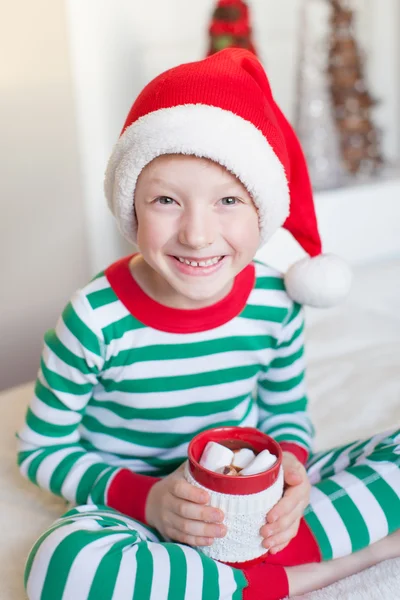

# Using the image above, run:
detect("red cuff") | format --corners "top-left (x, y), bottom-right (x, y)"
top-left (242, 562), bottom-right (289, 600)
top-left (279, 442), bottom-right (309, 465)
top-left (107, 469), bottom-right (160, 524)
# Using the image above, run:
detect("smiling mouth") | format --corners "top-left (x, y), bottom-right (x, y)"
top-left (174, 256), bottom-right (224, 267)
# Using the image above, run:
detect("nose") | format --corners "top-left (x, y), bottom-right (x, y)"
top-left (178, 208), bottom-right (215, 249)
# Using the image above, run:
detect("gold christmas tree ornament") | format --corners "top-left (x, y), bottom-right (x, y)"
top-left (328, 0), bottom-right (383, 175)
top-left (295, 0), bottom-right (384, 190)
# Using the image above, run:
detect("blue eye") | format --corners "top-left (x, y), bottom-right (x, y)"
top-left (221, 197), bottom-right (239, 205)
top-left (156, 196), bottom-right (175, 205)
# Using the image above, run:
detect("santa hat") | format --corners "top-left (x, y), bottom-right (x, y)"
top-left (105, 48), bottom-right (352, 308)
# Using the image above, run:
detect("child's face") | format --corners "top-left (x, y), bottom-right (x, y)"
top-left (134, 154), bottom-right (260, 308)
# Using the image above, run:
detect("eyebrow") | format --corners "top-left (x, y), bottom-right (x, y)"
top-left (147, 177), bottom-right (182, 195)
top-left (148, 177), bottom-right (242, 193)
top-left (213, 181), bottom-right (243, 192)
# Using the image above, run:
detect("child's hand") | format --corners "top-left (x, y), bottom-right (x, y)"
top-left (145, 463), bottom-right (226, 546)
top-left (260, 451), bottom-right (311, 554)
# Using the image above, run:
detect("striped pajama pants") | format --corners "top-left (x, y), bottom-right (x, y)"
top-left (25, 428), bottom-right (400, 600)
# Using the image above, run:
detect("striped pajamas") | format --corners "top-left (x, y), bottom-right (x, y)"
top-left (24, 428), bottom-right (400, 600)
top-left (304, 428), bottom-right (400, 559)
top-left (17, 256), bottom-right (400, 599)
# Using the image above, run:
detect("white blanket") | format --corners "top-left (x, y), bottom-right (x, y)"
top-left (1, 259), bottom-right (399, 600)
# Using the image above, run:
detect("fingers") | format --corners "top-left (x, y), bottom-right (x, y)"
top-left (261, 504), bottom-right (302, 545)
top-left (169, 495), bottom-right (224, 523)
top-left (164, 526), bottom-right (215, 547)
top-left (264, 519), bottom-right (300, 554)
top-left (284, 468), bottom-right (304, 485)
top-left (166, 512), bottom-right (226, 543)
top-left (260, 457), bottom-right (310, 554)
top-left (284, 465), bottom-right (307, 488)
top-left (166, 477), bottom-right (226, 547)
top-left (282, 452), bottom-right (307, 485)
top-left (266, 489), bottom-right (302, 524)
top-left (267, 470), bottom-right (310, 524)
top-left (170, 479), bottom-right (224, 521)
top-left (172, 478), bottom-right (210, 505)
top-left (268, 542), bottom-right (289, 554)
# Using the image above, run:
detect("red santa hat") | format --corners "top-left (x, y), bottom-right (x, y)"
top-left (105, 48), bottom-right (352, 307)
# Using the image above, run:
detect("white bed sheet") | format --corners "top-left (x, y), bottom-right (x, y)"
top-left (0, 259), bottom-right (399, 599)
top-left (305, 258), bottom-right (400, 451)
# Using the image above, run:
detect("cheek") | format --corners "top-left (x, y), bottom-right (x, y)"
top-left (228, 211), bottom-right (260, 251)
top-left (136, 210), bottom-right (172, 249)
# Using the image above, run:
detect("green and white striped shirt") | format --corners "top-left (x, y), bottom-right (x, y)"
top-left (17, 256), bottom-right (313, 508)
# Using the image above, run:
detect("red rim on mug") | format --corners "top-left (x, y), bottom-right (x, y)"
top-left (187, 426), bottom-right (282, 495)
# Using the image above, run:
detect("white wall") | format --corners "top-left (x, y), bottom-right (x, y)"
top-left (66, 0), bottom-right (400, 274)
top-left (0, 0), bottom-right (89, 391)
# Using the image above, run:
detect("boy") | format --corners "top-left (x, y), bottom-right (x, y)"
top-left (18, 49), bottom-right (399, 600)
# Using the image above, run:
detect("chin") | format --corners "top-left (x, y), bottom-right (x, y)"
top-left (177, 284), bottom-right (228, 304)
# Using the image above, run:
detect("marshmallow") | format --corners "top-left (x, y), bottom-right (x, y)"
top-left (239, 449), bottom-right (277, 476)
top-left (231, 448), bottom-right (256, 470)
top-left (199, 441), bottom-right (234, 473)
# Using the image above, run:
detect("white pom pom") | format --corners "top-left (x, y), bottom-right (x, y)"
top-left (284, 254), bottom-right (352, 308)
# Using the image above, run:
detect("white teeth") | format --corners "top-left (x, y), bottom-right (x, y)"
top-left (177, 256), bottom-right (222, 267)
top-left (208, 257), bottom-right (220, 265)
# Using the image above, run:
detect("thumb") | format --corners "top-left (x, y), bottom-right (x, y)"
top-left (284, 465), bottom-right (303, 485)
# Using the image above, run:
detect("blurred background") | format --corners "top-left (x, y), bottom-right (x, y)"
top-left (1, 0), bottom-right (400, 391)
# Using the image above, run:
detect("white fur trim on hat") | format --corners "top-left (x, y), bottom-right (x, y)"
top-left (284, 254), bottom-right (353, 308)
top-left (104, 104), bottom-right (290, 246)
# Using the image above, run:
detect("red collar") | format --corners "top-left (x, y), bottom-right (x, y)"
top-left (105, 255), bottom-right (255, 333)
